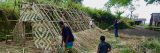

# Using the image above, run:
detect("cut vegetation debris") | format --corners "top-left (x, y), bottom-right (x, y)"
top-left (1, 27), bottom-right (159, 53)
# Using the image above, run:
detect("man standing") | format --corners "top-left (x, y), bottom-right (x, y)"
top-left (114, 19), bottom-right (121, 43)
top-left (59, 21), bottom-right (74, 53)
top-left (97, 36), bottom-right (111, 53)
top-left (114, 20), bottom-right (119, 37)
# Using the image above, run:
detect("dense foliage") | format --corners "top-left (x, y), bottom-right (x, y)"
top-left (0, 8), bottom-right (18, 41)
top-left (106, 0), bottom-right (133, 7)
top-left (106, 0), bottom-right (160, 7)
top-left (81, 7), bottom-right (133, 29)
top-left (0, 0), bottom-right (19, 41)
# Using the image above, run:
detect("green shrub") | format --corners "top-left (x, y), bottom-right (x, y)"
top-left (0, 8), bottom-right (19, 41)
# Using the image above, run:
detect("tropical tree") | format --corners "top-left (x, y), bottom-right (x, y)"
top-left (145, 0), bottom-right (160, 4)
top-left (106, 0), bottom-right (160, 7)
top-left (106, 0), bottom-right (132, 7)
top-left (115, 11), bottom-right (124, 19)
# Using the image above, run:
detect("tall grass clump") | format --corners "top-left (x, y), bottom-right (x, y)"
top-left (141, 38), bottom-right (160, 53)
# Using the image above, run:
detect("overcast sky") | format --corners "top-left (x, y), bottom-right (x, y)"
top-left (82, 0), bottom-right (160, 23)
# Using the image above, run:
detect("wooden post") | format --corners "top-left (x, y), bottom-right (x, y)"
top-left (22, 21), bottom-right (26, 46)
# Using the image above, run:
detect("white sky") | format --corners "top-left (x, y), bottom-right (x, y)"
top-left (82, 0), bottom-right (160, 23)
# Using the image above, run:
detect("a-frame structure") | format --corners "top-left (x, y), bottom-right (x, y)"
top-left (12, 0), bottom-right (92, 52)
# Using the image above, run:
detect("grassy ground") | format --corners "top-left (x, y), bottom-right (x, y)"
top-left (0, 27), bottom-right (160, 53)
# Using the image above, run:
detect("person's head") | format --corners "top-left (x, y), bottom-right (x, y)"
top-left (59, 21), bottom-right (64, 27)
top-left (100, 36), bottom-right (105, 41)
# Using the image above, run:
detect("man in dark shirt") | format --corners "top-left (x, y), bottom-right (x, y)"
top-left (59, 21), bottom-right (74, 53)
top-left (114, 20), bottom-right (119, 37)
top-left (97, 36), bottom-right (111, 53)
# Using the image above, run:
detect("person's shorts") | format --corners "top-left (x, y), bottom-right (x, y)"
top-left (66, 42), bottom-right (73, 49)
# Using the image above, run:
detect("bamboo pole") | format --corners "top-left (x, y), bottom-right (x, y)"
top-left (47, 4), bottom-right (62, 36)
top-left (64, 9), bottom-right (80, 32)
top-left (37, 4), bottom-right (60, 36)
top-left (72, 9), bottom-right (88, 31)
top-left (56, 7), bottom-right (74, 32)
top-left (67, 9), bottom-right (82, 32)
top-left (79, 11), bottom-right (90, 29)
top-left (40, 4), bottom-right (61, 36)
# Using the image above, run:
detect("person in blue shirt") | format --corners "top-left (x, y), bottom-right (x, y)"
top-left (59, 21), bottom-right (74, 53)
top-left (97, 36), bottom-right (111, 53)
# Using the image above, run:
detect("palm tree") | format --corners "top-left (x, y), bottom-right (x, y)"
top-left (115, 11), bottom-right (124, 19)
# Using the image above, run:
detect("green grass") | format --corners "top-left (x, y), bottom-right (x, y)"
top-left (141, 38), bottom-right (160, 53)
top-left (120, 48), bottom-right (136, 53)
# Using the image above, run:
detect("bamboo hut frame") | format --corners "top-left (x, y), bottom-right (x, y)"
top-left (11, 0), bottom-right (92, 52)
